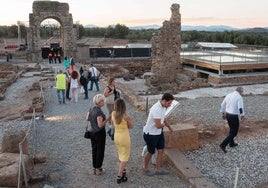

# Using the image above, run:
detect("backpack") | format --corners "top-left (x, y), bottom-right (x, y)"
top-left (80, 76), bottom-right (86, 86)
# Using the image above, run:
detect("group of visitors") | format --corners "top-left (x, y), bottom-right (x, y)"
top-left (57, 61), bottom-right (247, 184)
top-left (48, 52), bottom-right (62, 64)
top-left (55, 60), bottom-right (101, 104)
top-left (85, 89), bottom-right (176, 185)
top-left (84, 86), bottom-right (246, 184)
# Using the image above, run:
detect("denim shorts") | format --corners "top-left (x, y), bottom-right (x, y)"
top-left (143, 132), bottom-right (165, 154)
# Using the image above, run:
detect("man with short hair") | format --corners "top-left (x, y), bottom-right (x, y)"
top-left (219, 87), bottom-right (246, 153)
top-left (143, 93), bottom-right (174, 176)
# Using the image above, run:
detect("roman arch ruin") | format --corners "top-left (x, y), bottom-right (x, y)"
top-left (28, 1), bottom-right (77, 63)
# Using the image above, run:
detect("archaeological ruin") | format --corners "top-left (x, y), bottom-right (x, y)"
top-left (146, 4), bottom-right (182, 92)
top-left (28, 1), bottom-right (77, 63)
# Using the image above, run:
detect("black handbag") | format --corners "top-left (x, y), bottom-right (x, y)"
top-left (114, 90), bottom-right (120, 101)
top-left (107, 125), bottom-right (115, 141)
top-left (84, 122), bottom-right (93, 139)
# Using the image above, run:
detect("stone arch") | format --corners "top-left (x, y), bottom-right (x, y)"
top-left (28, 1), bottom-right (77, 62)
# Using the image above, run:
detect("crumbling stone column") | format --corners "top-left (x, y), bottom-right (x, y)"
top-left (146, 4), bottom-right (182, 92)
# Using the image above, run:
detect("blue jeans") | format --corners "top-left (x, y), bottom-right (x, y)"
top-left (90, 76), bottom-right (99, 91)
top-left (57, 89), bottom-right (66, 104)
top-left (83, 80), bottom-right (89, 99)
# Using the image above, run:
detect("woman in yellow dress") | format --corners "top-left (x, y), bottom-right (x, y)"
top-left (111, 99), bottom-right (133, 184)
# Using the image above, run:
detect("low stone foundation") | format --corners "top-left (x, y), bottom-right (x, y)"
top-left (164, 123), bottom-right (199, 152)
top-left (0, 153), bottom-right (31, 187)
top-left (209, 74), bottom-right (268, 86)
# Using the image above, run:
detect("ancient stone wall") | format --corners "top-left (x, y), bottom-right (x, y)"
top-left (208, 74), bottom-right (268, 86)
top-left (147, 4), bottom-right (182, 91)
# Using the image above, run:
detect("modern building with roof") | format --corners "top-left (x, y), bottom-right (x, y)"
top-left (195, 42), bottom-right (237, 50)
top-left (181, 46), bottom-right (268, 86)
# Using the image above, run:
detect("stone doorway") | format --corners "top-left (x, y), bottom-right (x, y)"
top-left (28, 1), bottom-right (77, 63)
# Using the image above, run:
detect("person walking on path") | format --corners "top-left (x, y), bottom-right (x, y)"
top-left (143, 93), bottom-right (174, 176)
top-left (5, 51), bottom-right (9, 62)
top-left (80, 65), bottom-right (90, 99)
top-left (87, 94), bottom-right (111, 176)
top-left (111, 99), bottom-right (133, 184)
top-left (48, 51), bottom-right (53, 64)
top-left (219, 86), bottom-right (246, 153)
top-left (64, 68), bottom-right (71, 100)
top-left (70, 56), bottom-right (75, 71)
top-left (88, 64), bottom-right (100, 91)
top-left (69, 70), bottom-right (80, 103)
top-left (63, 57), bottom-right (69, 70)
top-left (55, 70), bottom-right (67, 104)
top-left (57, 52), bottom-right (62, 63)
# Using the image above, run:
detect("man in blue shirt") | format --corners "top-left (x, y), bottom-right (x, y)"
top-left (219, 87), bottom-right (246, 153)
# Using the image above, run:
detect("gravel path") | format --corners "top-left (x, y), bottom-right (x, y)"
top-left (29, 84), bottom-right (189, 188)
top-left (1, 63), bottom-right (268, 187)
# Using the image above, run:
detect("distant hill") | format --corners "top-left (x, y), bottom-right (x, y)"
top-left (84, 24), bottom-right (268, 32)
top-left (181, 25), bottom-right (239, 31)
top-left (129, 24), bottom-right (161, 30)
top-left (239, 27), bottom-right (268, 33)
top-left (84, 24), bottom-right (100, 28)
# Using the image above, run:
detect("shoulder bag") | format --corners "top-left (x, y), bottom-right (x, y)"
top-left (84, 122), bottom-right (93, 139)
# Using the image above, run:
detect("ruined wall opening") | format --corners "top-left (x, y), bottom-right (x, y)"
top-left (28, 1), bottom-right (77, 63)
top-left (40, 19), bottom-right (63, 60)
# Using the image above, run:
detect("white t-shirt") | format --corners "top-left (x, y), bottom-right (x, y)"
top-left (143, 101), bottom-right (166, 135)
top-left (70, 78), bottom-right (79, 89)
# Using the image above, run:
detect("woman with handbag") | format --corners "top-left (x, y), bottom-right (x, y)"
top-left (111, 99), bottom-right (133, 184)
top-left (87, 94), bottom-right (111, 175)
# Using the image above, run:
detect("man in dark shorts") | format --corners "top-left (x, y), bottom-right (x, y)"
top-left (143, 93), bottom-right (174, 176)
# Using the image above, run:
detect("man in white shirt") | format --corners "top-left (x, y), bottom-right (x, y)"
top-left (88, 64), bottom-right (100, 91)
top-left (143, 93), bottom-right (174, 176)
top-left (219, 87), bottom-right (246, 153)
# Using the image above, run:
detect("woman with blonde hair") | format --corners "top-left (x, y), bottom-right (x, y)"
top-left (111, 99), bottom-right (133, 184)
top-left (87, 94), bottom-right (111, 175)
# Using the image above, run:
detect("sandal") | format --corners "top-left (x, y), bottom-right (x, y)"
top-left (95, 168), bottom-right (105, 176)
top-left (117, 175), bottom-right (128, 184)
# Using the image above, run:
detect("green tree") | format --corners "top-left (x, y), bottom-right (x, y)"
top-left (114, 24), bottom-right (129, 38)
top-left (8, 25), bottom-right (18, 38)
top-left (77, 24), bottom-right (85, 39)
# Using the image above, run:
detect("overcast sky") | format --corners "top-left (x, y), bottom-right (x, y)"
top-left (1, 0), bottom-right (268, 28)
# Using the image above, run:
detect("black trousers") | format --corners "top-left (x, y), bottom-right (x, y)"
top-left (91, 128), bottom-right (106, 169)
top-left (66, 83), bottom-right (70, 99)
top-left (221, 113), bottom-right (239, 147)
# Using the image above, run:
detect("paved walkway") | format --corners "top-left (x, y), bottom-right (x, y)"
top-left (30, 63), bottom-right (189, 187)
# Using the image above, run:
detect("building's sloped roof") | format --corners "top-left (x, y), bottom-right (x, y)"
top-left (196, 42), bottom-right (237, 49)
top-left (77, 38), bottom-right (104, 46)
top-left (126, 43), bottom-right (152, 48)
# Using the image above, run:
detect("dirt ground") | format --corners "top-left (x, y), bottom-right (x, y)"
top-left (0, 63), bottom-right (44, 121)
top-left (197, 120), bottom-right (268, 146)
top-left (1, 63), bottom-right (268, 145)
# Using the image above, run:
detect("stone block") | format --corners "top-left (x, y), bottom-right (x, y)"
top-left (164, 123), bottom-right (199, 152)
top-left (1, 130), bottom-right (28, 154)
top-left (165, 149), bottom-right (216, 188)
top-left (0, 153), bottom-right (31, 187)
